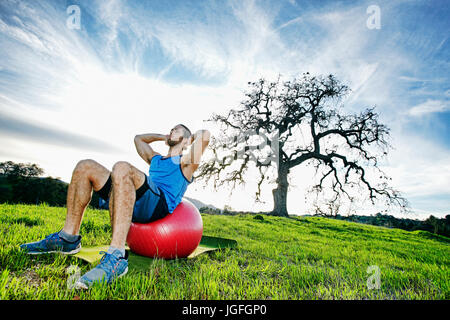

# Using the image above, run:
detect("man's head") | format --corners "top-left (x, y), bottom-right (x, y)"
top-left (166, 124), bottom-right (192, 149)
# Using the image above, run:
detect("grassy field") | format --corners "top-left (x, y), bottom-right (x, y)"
top-left (0, 203), bottom-right (448, 300)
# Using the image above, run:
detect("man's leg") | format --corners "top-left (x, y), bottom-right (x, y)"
top-left (20, 159), bottom-right (111, 254)
top-left (76, 161), bottom-right (146, 289)
top-left (108, 161), bottom-right (146, 249)
top-left (62, 159), bottom-right (111, 235)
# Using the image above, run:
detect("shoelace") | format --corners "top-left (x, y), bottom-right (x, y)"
top-left (98, 251), bottom-right (119, 270)
top-left (45, 232), bottom-right (60, 241)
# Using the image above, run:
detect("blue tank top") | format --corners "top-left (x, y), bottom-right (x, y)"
top-left (149, 154), bottom-right (193, 213)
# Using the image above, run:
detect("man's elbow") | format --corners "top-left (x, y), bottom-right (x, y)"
top-left (200, 129), bottom-right (211, 141)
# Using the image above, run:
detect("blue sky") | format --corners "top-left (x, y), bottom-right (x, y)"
top-left (0, 0), bottom-right (448, 219)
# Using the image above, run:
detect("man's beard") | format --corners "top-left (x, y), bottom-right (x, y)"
top-left (167, 137), bottom-right (182, 147)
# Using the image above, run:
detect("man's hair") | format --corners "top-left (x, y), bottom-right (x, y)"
top-left (177, 123), bottom-right (192, 138)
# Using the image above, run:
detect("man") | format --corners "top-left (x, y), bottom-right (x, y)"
top-left (20, 124), bottom-right (211, 289)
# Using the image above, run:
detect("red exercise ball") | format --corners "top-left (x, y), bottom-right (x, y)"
top-left (126, 199), bottom-right (203, 259)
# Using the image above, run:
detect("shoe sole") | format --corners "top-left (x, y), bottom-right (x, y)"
top-left (74, 267), bottom-right (129, 290)
top-left (25, 246), bottom-right (81, 255)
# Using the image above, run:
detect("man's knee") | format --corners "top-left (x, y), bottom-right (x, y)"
top-left (111, 161), bottom-right (132, 181)
top-left (73, 159), bottom-right (97, 176)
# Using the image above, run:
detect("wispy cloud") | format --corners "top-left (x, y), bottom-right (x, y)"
top-left (408, 99), bottom-right (450, 117)
top-left (0, 110), bottom-right (122, 153)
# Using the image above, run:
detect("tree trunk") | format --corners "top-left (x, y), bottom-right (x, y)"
top-left (270, 165), bottom-right (289, 217)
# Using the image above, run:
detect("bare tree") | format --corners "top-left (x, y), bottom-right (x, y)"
top-left (312, 197), bottom-right (343, 218)
top-left (195, 73), bottom-right (408, 217)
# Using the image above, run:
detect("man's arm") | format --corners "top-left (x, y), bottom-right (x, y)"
top-left (134, 133), bottom-right (166, 165)
top-left (181, 129), bottom-right (211, 172)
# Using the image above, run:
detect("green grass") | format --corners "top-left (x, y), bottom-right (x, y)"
top-left (0, 203), bottom-right (449, 300)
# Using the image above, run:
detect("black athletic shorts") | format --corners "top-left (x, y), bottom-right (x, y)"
top-left (96, 174), bottom-right (170, 223)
